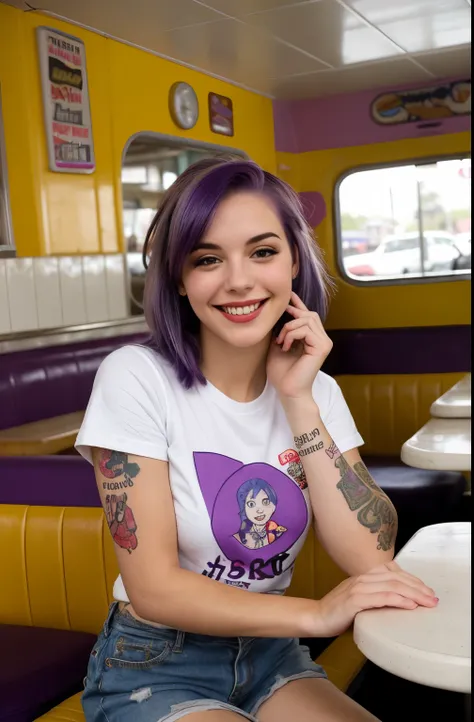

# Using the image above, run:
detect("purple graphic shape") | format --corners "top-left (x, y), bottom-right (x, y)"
top-left (299, 191), bottom-right (326, 228)
top-left (194, 453), bottom-right (308, 566)
top-left (194, 452), bottom-right (243, 518)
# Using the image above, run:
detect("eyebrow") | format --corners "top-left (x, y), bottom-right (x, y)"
top-left (194, 232), bottom-right (281, 252)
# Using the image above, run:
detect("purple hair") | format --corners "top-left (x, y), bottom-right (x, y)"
top-left (143, 156), bottom-right (333, 388)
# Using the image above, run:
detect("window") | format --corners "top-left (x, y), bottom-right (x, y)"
top-left (337, 157), bottom-right (471, 283)
top-left (0, 90), bottom-right (14, 255)
top-left (122, 135), bottom-right (245, 316)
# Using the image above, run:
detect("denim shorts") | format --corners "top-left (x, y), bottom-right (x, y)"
top-left (82, 601), bottom-right (327, 721)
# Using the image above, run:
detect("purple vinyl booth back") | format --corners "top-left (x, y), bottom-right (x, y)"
top-left (0, 332), bottom-right (147, 431)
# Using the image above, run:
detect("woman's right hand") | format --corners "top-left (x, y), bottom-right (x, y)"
top-left (314, 560), bottom-right (438, 637)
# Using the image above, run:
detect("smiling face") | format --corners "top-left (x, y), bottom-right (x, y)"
top-left (181, 192), bottom-right (297, 350)
top-left (245, 488), bottom-right (276, 525)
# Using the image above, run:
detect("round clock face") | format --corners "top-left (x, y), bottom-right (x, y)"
top-left (169, 82), bottom-right (199, 130)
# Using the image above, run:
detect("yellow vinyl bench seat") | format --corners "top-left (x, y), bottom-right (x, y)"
top-left (2, 371), bottom-right (466, 720)
top-left (1, 504), bottom-right (364, 721)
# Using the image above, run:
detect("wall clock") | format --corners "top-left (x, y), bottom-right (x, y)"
top-left (169, 82), bottom-right (199, 130)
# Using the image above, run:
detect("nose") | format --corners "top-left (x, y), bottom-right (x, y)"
top-left (223, 258), bottom-right (255, 294)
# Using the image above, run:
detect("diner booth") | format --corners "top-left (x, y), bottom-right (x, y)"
top-left (0, 1), bottom-right (471, 720)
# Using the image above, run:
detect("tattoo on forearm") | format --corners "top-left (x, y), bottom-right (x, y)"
top-left (100, 450), bottom-right (140, 553)
top-left (292, 430), bottom-right (397, 551)
top-left (336, 458), bottom-right (397, 551)
top-left (294, 427), bottom-right (320, 450)
top-left (325, 441), bottom-right (340, 460)
top-left (335, 456), bottom-right (372, 510)
top-left (294, 428), bottom-right (324, 455)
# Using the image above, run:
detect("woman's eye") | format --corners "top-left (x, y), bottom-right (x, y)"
top-left (194, 256), bottom-right (219, 267)
top-left (247, 501), bottom-right (256, 508)
top-left (253, 248), bottom-right (277, 259)
top-left (262, 498), bottom-right (270, 505)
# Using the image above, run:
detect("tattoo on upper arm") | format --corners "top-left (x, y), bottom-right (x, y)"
top-left (99, 450), bottom-right (140, 553)
top-left (99, 450), bottom-right (140, 489)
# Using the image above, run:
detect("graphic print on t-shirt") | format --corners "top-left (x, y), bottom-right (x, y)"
top-left (277, 448), bottom-right (308, 490)
top-left (194, 452), bottom-right (308, 583)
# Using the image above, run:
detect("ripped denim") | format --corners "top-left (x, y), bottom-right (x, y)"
top-left (82, 602), bottom-right (327, 721)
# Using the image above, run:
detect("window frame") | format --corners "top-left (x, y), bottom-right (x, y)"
top-left (334, 153), bottom-right (471, 288)
top-left (120, 131), bottom-right (248, 316)
top-left (0, 89), bottom-right (15, 257)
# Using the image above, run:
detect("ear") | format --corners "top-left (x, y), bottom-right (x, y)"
top-left (178, 284), bottom-right (187, 297)
top-left (292, 245), bottom-right (300, 280)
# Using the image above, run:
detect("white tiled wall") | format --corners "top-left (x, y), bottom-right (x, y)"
top-left (0, 260), bottom-right (10, 334)
top-left (58, 256), bottom-right (87, 326)
top-left (83, 255), bottom-right (109, 323)
top-left (0, 254), bottom-right (129, 334)
top-left (6, 257), bottom-right (38, 332)
top-left (35, 257), bottom-right (62, 329)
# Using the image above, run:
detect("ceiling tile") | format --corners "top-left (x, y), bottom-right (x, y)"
top-left (247, 0), bottom-right (403, 67)
top-left (11, 0), bottom-right (470, 100)
top-left (161, 19), bottom-right (328, 90)
top-left (343, 0), bottom-right (471, 53)
top-left (0, 1), bottom-right (30, 7)
top-left (199, 0), bottom-right (316, 19)
top-left (414, 44), bottom-right (472, 77)
top-left (160, 19), bottom-right (241, 82)
top-left (37, 0), bottom-right (223, 37)
top-left (271, 57), bottom-right (432, 99)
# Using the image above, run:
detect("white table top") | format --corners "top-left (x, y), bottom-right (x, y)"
top-left (401, 417), bottom-right (471, 471)
top-left (354, 522), bottom-right (471, 694)
top-left (431, 374), bottom-right (471, 419)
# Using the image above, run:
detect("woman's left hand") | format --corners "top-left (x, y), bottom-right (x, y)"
top-left (266, 292), bottom-right (333, 402)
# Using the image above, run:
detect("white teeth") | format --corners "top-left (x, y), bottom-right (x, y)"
top-left (222, 302), bottom-right (261, 316)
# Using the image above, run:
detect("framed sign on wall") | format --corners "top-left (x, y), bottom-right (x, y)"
top-left (371, 79), bottom-right (471, 125)
top-left (37, 27), bottom-right (95, 173)
top-left (209, 92), bottom-right (234, 136)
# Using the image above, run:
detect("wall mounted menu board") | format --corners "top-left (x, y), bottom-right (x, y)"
top-left (37, 27), bottom-right (95, 173)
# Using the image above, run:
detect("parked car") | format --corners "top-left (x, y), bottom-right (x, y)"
top-left (345, 231), bottom-right (467, 277)
top-left (453, 234), bottom-right (471, 271)
top-left (341, 230), bottom-right (369, 256)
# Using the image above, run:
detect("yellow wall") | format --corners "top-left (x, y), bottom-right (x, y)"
top-left (0, 4), bottom-right (276, 257)
top-left (277, 132), bottom-right (471, 329)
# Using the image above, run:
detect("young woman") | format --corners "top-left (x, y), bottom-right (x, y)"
top-left (76, 157), bottom-right (438, 722)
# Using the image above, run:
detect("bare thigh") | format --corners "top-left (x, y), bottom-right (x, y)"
top-left (256, 678), bottom-right (381, 722)
top-left (184, 713), bottom-right (245, 721)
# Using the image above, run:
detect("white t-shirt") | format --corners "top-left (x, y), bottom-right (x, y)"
top-left (76, 345), bottom-right (363, 601)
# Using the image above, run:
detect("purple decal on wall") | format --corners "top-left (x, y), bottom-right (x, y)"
top-left (273, 76), bottom-right (470, 153)
top-left (193, 452), bottom-right (308, 567)
top-left (299, 191), bottom-right (327, 228)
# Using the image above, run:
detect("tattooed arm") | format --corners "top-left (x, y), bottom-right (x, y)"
top-left (91, 447), bottom-right (328, 637)
top-left (285, 401), bottom-right (398, 575)
top-left (90, 447), bottom-right (436, 638)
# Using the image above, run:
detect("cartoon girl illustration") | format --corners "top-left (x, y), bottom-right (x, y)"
top-left (233, 478), bottom-right (287, 550)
